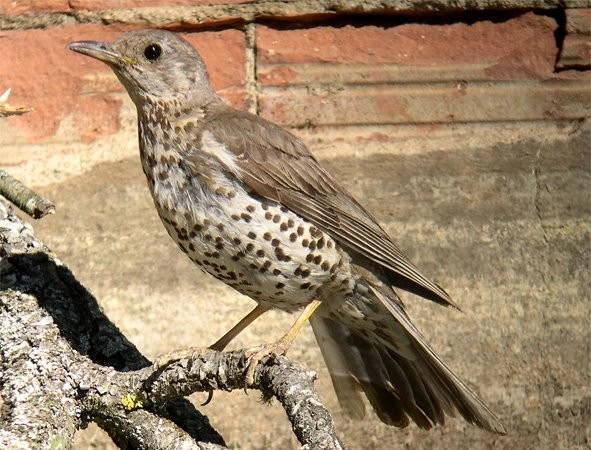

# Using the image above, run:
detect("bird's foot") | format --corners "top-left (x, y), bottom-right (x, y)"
top-left (153, 346), bottom-right (212, 369)
top-left (242, 337), bottom-right (292, 388)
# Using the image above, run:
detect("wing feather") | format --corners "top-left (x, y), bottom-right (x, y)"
top-left (201, 106), bottom-right (454, 307)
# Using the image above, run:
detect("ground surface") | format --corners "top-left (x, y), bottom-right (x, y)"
top-left (25, 118), bottom-right (590, 450)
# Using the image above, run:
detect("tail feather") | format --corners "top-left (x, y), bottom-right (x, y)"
top-left (309, 282), bottom-right (507, 434)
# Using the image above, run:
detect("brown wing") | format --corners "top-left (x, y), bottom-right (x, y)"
top-left (202, 106), bottom-right (454, 307)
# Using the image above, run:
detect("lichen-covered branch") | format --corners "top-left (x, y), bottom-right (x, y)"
top-left (0, 200), bottom-right (345, 449)
top-left (0, 170), bottom-right (55, 219)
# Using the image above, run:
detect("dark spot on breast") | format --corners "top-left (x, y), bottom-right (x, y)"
top-left (233, 237), bottom-right (242, 245)
top-left (246, 205), bottom-right (256, 213)
top-left (306, 254), bottom-right (314, 263)
top-left (227, 191), bottom-right (236, 199)
top-left (271, 238), bottom-right (280, 247)
top-left (287, 219), bottom-right (294, 228)
top-left (241, 213), bottom-right (252, 223)
top-left (231, 214), bottom-right (240, 221)
top-left (263, 232), bottom-right (272, 241)
top-left (217, 223), bottom-right (224, 231)
top-left (308, 240), bottom-right (317, 251)
top-left (302, 239), bottom-right (309, 247)
top-left (246, 243), bottom-right (255, 252)
top-left (194, 223), bottom-right (203, 232)
top-left (273, 269), bottom-right (282, 276)
top-left (289, 233), bottom-right (297, 242)
top-left (330, 263), bottom-right (338, 273)
top-left (231, 251), bottom-right (245, 261)
top-left (261, 202), bottom-right (270, 210)
top-left (212, 252), bottom-right (220, 258)
top-left (265, 212), bottom-right (273, 220)
top-left (313, 255), bottom-right (322, 265)
top-left (215, 242), bottom-right (224, 250)
top-left (249, 263), bottom-right (258, 270)
top-left (189, 231), bottom-right (197, 239)
top-left (228, 271), bottom-right (237, 280)
top-left (275, 282), bottom-right (285, 289)
top-left (301, 268), bottom-right (311, 278)
top-left (248, 231), bottom-right (257, 239)
top-left (280, 223), bottom-right (288, 232)
top-left (300, 282), bottom-right (311, 290)
top-left (272, 214), bottom-right (281, 223)
top-left (310, 226), bottom-right (322, 238)
top-left (321, 261), bottom-right (330, 271)
top-left (280, 206), bottom-right (289, 213)
top-left (256, 250), bottom-right (265, 258)
top-left (189, 243), bottom-right (195, 251)
top-left (317, 237), bottom-right (325, 249)
top-left (297, 226), bottom-right (304, 236)
top-left (294, 267), bottom-right (302, 276)
top-left (214, 187), bottom-right (226, 196)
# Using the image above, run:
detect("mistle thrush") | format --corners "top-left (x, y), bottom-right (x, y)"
top-left (69, 29), bottom-right (506, 433)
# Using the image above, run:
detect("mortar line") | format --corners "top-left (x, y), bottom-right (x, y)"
top-left (244, 22), bottom-right (258, 115)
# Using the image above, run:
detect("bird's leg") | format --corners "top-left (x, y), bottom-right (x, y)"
top-left (243, 299), bottom-right (322, 387)
top-left (210, 303), bottom-right (270, 351)
top-left (153, 304), bottom-right (270, 368)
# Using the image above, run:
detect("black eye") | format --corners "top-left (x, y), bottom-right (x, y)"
top-left (144, 43), bottom-right (161, 60)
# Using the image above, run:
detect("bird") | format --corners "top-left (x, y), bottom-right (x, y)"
top-left (68, 29), bottom-right (506, 433)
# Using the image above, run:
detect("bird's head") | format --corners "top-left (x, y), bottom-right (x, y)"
top-left (68, 29), bottom-right (217, 109)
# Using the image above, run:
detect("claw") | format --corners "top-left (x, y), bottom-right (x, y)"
top-left (201, 389), bottom-right (214, 406)
top-left (242, 338), bottom-right (292, 389)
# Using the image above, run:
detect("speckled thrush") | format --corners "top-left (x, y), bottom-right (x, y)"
top-left (68, 29), bottom-right (506, 433)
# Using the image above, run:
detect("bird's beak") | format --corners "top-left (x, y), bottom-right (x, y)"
top-left (68, 41), bottom-right (129, 66)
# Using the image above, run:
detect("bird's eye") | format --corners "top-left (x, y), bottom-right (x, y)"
top-left (144, 43), bottom-right (162, 61)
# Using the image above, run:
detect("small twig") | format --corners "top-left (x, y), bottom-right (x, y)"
top-left (0, 88), bottom-right (32, 117)
top-left (0, 170), bottom-right (55, 219)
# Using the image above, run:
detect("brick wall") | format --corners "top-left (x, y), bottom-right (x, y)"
top-left (0, 1), bottom-right (589, 172)
top-left (0, 2), bottom-right (589, 450)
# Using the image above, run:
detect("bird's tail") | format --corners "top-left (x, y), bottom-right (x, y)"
top-left (309, 276), bottom-right (507, 434)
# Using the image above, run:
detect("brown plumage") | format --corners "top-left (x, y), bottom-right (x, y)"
top-left (68, 29), bottom-right (506, 434)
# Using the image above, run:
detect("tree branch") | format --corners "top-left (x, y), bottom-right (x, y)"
top-left (0, 170), bottom-right (55, 219)
top-left (0, 198), bottom-right (345, 449)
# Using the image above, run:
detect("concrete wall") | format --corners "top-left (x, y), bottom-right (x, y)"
top-left (1, 1), bottom-right (589, 449)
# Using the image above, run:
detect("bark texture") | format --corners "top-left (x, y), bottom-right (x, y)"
top-left (0, 199), bottom-right (344, 450)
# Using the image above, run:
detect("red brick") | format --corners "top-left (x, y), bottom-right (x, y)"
top-left (0, 0), bottom-right (250, 14)
top-left (256, 13), bottom-right (590, 128)
top-left (556, 8), bottom-right (591, 69)
top-left (0, 0), bottom-right (70, 15)
top-left (68, 0), bottom-right (249, 8)
top-left (0, 25), bottom-right (245, 143)
top-left (257, 13), bottom-right (558, 80)
top-left (258, 81), bottom-right (591, 127)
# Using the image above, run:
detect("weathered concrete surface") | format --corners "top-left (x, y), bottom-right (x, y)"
top-left (27, 119), bottom-right (590, 450)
